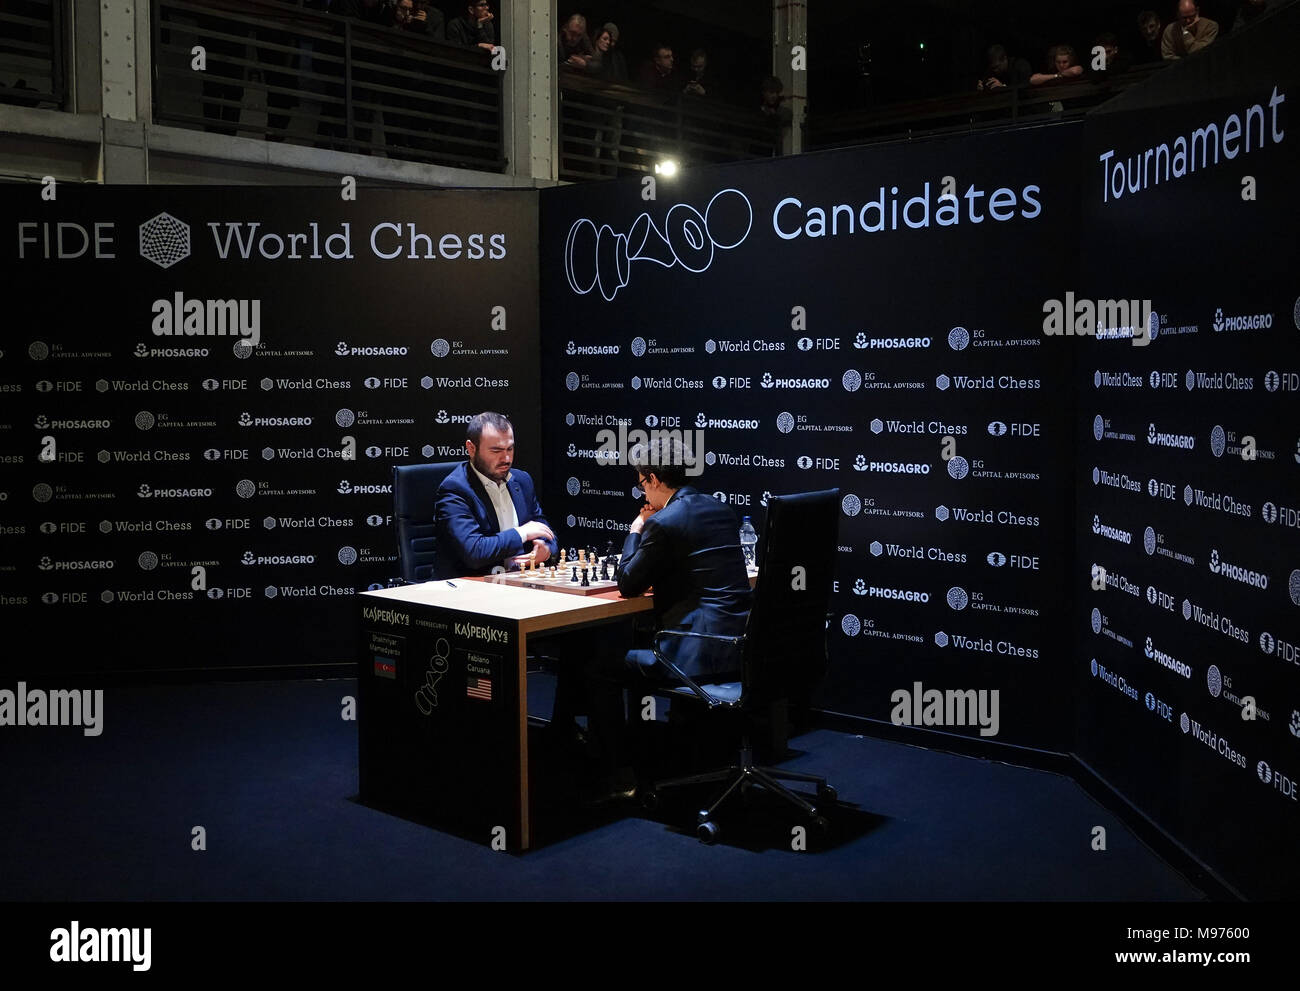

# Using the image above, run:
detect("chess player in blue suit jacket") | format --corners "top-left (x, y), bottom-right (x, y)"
top-left (432, 412), bottom-right (558, 579)
top-left (615, 444), bottom-right (752, 679)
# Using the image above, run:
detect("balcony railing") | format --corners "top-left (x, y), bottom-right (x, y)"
top-left (810, 64), bottom-right (1168, 149)
top-left (559, 73), bottom-right (781, 182)
top-left (153, 0), bottom-right (505, 171)
top-left (0, 0), bottom-right (64, 110)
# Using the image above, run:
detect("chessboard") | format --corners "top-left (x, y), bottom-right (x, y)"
top-left (490, 570), bottom-right (621, 596)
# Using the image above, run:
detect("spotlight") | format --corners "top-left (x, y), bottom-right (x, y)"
top-left (654, 159), bottom-right (679, 177)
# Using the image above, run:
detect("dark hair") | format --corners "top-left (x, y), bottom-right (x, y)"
top-left (653, 42), bottom-right (672, 56)
top-left (467, 411), bottom-right (512, 444)
top-left (630, 435), bottom-right (690, 489)
top-left (1137, 9), bottom-right (1160, 27)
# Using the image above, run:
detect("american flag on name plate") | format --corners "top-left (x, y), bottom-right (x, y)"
top-left (466, 676), bottom-right (493, 701)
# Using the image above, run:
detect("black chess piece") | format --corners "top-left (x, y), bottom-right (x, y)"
top-left (600, 561), bottom-right (609, 581)
top-left (581, 567), bottom-right (590, 587)
top-left (571, 566), bottom-right (578, 583)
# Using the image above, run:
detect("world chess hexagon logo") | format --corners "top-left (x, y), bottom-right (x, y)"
top-left (840, 614), bottom-right (860, 637)
top-left (946, 586), bottom-right (969, 610)
top-left (1185, 370), bottom-right (1195, 391)
top-left (841, 369), bottom-right (862, 392)
top-left (1182, 598), bottom-right (1192, 620)
top-left (565, 477), bottom-right (581, 496)
top-left (264, 586), bottom-right (279, 599)
top-left (1091, 467), bottom-right (1100, 485)
top-left (1178, 712), bottom-right (1189, 733)
top-left (139, 212), bottom-right (191, 269)
top-left (97, 520), bottom-right (112, 535)
top-left (630, 376), bottom-right (642, 390)
top-left (421, 445), bottom-right (435, 458)
top-left (870, 418), bottom-right (884, 434)
top-left (264, 447), bottom-right (278, 461)
top-left (1093, 370), bottom-right (1101, 388)
top-left (1256, 761), bottom-right (1271, 784)
top-left (1090, 608), bottom-right (1102, 634)
top-left (935, 374), bottom-right (950, 391)
top-left (420, 376), bottom-right (434, 390)
top-left (630, 337), bottom-right (647, 357)
top-left (704, 339), bottom-right (716, 354)
top-left (948, 326), bottom-right (970, 351)
top-left (566, 514), bottom-right (576, 528)
top-left (138, 551), bottom-right (159, 571)
top-left (336, 409), bottom-right (356, 428)
top-left (100, 379), bottom-right (115, 393)
top-left (869, 541), bottom-right (883, 557)
top-left (1090, 659), bottom-right (1098, 677)
top-left (947, 456), bottom-right (969, 480)
top-left (1209, 424), bottom-right (1226, 458)
top-left (777, 412), bottom-right (795, 434)
top-left (1289, 568), bottom-right (1300, 606)
top-left (705, 451), bottom-right (717, 466)
top-left (934, 632), bottom-right (949, 648)
top-left (100, 591), bottom-right (115, 604)
top-left (338, 546), bottom-right (358, 566)
top-left (263, 516), bottom-right (277, 529)
top-left (934, 505), bottom-right (949, 522)
top-left (1183, 484), bottom-right (1193, 506)
top-left (1093, 415), bottom-right (1104, 442)
top-left (565, 413), bottom-right (575, 426)
top-left (260, 377), bottom-right (275, 392)
top-left (841, 494), bottom-right (861, 517)
top-left (1206, 664), bottom-right (1222, 698)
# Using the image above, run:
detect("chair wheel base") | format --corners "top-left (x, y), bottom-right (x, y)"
top-left (697, 820), bottom-right (721, 844)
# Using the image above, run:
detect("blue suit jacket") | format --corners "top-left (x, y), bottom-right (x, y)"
top-left (615, 486), bottom-right (752, 678)
top-left (432, 463), bottom-right (558, 579)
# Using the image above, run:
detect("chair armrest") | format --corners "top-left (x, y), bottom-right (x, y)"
top-left (649, 629), bottom-right (746, 709)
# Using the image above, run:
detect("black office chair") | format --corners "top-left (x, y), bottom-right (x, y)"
top-left (393, 462), bottom-right (461, 582)
top-left (643, 488), bottom-right (840, 844)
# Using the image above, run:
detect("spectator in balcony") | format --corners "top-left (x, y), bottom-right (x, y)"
top-left (1029, 44), bottom-right (1084, 85)
top-left (1162, 0), bottom-right (1219, 58)
top-left (1087, 32), bottom-right (1131, 77)
top-left (590, 23), bottom-right (628, 83)
top-left (682, 49), bottom-right (712, 98)
top-left (976, 44), bottom-right (1031, 90)
top-left (758, 75), bottom-right (790, 125)
top-left (448, 0), bottom-right (496, 51)
top-left (559, 14), bottom-right (595, 71)
top-left (638, 43), bottom-right (678, 93)
top-left (1134, 10), bottom-right (1165, 64)
top-left (402, 0), bottom-right (445, 39)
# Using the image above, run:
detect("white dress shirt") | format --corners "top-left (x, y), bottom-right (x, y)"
top-left (469, 462), bottom-right (526, 543)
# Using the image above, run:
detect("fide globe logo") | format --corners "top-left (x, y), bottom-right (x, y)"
top-left (1259, 631), bottom-right (1274, 654)
top-left (1262, 502), bottom-right (1277, 524)
top-left (798, 337), bottom-right (813, 351)
top-left (1257, 761), bottom-right (1272, 784)
top-left (948, 326), bottom-right (970, 351)
top-left (1265, 370), bottom-right (1281, 392)
top-left (988, 421), bottom-right (1007, 436)
top-left (1092, 415), bottom-right (1104, 441)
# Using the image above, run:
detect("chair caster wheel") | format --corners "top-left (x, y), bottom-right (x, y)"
top-left (696, 809), bottom-right (711, 824)
top-left (817, 785), bottom-right (837, 804)
top-left (641, 788), bottom-right (660, 811)
top-left (697, 820), bottom-right (721, 844)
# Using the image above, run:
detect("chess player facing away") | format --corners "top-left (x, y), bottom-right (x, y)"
top-left (431, 412), bottom-right (557, 579)
top-left (615, 438), bottom-right (752, 679)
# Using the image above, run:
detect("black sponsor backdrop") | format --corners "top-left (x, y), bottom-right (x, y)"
top-left (0, 187), bottom-right (539, 674)
top-left (1076, 84), bottom-right (1300, 897)
top-left (539, 128), bottom-right (1080, 748)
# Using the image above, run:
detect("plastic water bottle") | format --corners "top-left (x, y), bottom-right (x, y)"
top-left (739, 516), bottom-right (758, 569)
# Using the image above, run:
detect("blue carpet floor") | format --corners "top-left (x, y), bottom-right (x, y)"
top-left (0, 678), bottom-right (1206, 901)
